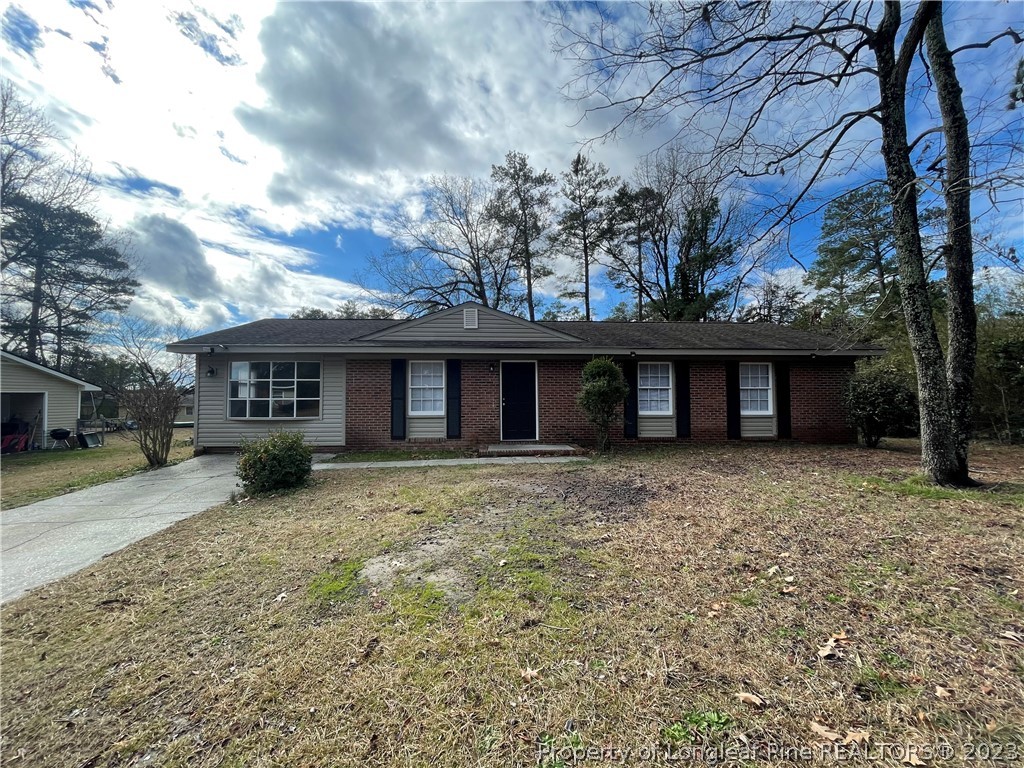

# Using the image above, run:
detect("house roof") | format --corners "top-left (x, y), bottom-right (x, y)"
top-left (168, 303), bottom-right (881, 357)
top-left (1, 351), bottom-right (102, 390)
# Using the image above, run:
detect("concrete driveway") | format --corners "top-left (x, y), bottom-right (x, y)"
top-left (1, 454), bottom-right (239, 603)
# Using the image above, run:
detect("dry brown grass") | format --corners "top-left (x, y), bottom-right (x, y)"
top-left (0, 429), bottom-right (194, 510)
top-left (1, 442), bottom-right (1022, 767)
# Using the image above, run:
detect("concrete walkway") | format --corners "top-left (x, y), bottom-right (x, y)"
top-left (312, 455), bottom-right (590, 470)
top-left (1, 454), bottom-right (239, 603)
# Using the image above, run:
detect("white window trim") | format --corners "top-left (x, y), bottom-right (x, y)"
top-left (739, 362), bottom-right (774, 417)
top-left (226, 360), bottom-right (323, 420)
top-left (637, 361), bottom-right (674, 417)
top-left (408, 360), bottom-right (446, 417)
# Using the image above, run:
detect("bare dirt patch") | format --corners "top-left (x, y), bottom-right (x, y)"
top-left (2, 443), bottom-right (1022, 767)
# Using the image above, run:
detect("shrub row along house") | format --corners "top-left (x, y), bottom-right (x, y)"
top-left (166, 303), bottom-right (881, 453)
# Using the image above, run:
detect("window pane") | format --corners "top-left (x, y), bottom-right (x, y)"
top-left (297, 380), bottom-right (320, 398)
top-left (253, 381), bottom-right (270, 398)
top-left (250, 362), bottom-right (271, 379)
top-left (229, 362), bottom-right (248, 381)
top-left (272, 399), bottom-right (294, 418)
top-left (230, 382), bottom-right (247, 398)
top-left (248, 399), bottom-right (269, 418)
top-left (295, 399), bottom-right (319, 418)
top-left (272, 385), bottom-right (295, 399)
top-left (297, 362), bottom-right (320, 379)
top-left (272, 362), bottom-right (295, 379)
top-left (229, 399), bottom-right (246, 417)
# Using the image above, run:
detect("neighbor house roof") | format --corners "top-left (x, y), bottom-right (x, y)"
top-left (1, 351), bottom-right (102, 390)
top-left (168, 303), bottom-right (881, 357)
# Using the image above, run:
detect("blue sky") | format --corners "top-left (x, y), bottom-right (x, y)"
top-left (2, 0), bottom-right (1020, 332)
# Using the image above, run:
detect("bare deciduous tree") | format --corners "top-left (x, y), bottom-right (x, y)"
top-left (557, 1), bottom-right (1023, 485)
top-left (364, 174), bottom-right (521, 316)
top-left (111, 317), bottom-right (195, 468)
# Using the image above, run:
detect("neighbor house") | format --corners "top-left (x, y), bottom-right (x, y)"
top-left (166, 303), bottom-right (881, 453)
top-left (1, 351), bottom-right (101, 449)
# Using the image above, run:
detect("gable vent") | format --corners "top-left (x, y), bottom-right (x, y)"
top-left (463, 308), bottom-right (479, 329)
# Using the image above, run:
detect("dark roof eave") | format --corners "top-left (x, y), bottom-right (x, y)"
top-left (166, 342), bottom-right (882, 357)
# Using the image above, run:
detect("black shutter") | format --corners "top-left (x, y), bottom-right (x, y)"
top-left (725, 361), bottom-right (741, 440)
top-left (675, 361), bottom-right (691, 438)
top-left (390, 359), bottom-right (406, 440)
top-left (623, 359), bottom-right (638, 439)
top-left (446, 359), bottom-right (461, 439)
top-left (775, 362), bottom-right (792, 439)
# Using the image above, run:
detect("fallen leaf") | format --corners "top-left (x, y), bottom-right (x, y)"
top-left (734, 691), bottom-right (765, 707)
top-left (902, 752), bottom-right (927, 766)
top-left (843, 730), bottom-right (871, 746)
top-left (980, 684), bottom-right (995, 695)
top-left (781, 586), bottom-right (798, 595)
top-left (520, 667), bottom-right (541, 684)
top-left (273, 592), bottom-right (287, 602)
top-left (986, 721), bottom-right (998, 733)
top-left (830, 630), bottom-right (850, 642)
top-left (766, 565), bottom-right (781, 576)
top-left (935, 685), bottom-right (953, 699)
top-left (809, 721), bottom-right (841, 742)
top-left (817, 639), bottom-right (841, 660)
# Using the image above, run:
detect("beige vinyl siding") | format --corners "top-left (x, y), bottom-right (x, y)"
top-left (195, 353), bottom-right (345, 449)
top-left (370, 308), bottom-right (567, 344)
top-left (741, 415), bottom-right (777, 438)
top-left (1, 359), bottom-right (83, 448)
top-left (407, 415), bottom-right (445, 439)
top-left (638, 415), bottom-right (676, 438)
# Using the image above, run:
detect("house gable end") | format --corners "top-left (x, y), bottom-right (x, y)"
top-left (352, 303), bottom-right (585, 345)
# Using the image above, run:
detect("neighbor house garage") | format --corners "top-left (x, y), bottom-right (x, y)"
top-left (166, 303), bottom-right (881, 453)
top-left (1, 351), bottom-right (101, 450)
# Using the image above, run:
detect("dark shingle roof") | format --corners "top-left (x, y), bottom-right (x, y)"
top-left (172, 317), bottom-right (878, 353)
top-left (175, 318), bottom-right (399, 346)
top-left (541, 321), bottom-right (877, 352)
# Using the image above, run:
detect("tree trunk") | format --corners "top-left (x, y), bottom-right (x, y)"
top-left (873, 0), bottom-right (960, 485)
top-left (925, 3), bottom-right (979, 485)
top-left (582, 229), bottom-right (591, 321)
top-left (27, 252), bottom-right (44, 363)
top-left (524, 247), bottom-right (535, 321)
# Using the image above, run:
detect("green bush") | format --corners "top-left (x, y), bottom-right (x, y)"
top-left (844, 364), bottom-right (918, 448)
top-left (237, 431), bottom-right (313, 494)
top-left (577, 357), bottom-right (629, 452)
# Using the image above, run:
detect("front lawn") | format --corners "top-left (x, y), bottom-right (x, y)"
top-left (2, 443), bottom-right (1022, 766)
top-left (0, 429), bottom-right (195, 510)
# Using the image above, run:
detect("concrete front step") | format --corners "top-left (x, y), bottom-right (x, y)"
top-left (479, 443), bottom-right (584, 457)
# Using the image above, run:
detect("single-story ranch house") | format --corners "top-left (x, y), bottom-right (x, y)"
top-left (166, 303), bottom-right (881, 453)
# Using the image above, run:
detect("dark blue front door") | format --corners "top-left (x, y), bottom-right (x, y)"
top-left (501, 362), bottom-right (537, 440)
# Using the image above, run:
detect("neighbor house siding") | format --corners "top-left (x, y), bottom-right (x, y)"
top-left (790, 362), bottom-right (856, 443)
top-left (1, 360), bottom-right (82, 448)
top-left (195, 353), bottom-right (345, 450)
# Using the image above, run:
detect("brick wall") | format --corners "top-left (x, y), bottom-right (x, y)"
top-left (538, 360), bottom-right (598, 444)
top-left (345, 357), bottom-right (856, 449)
top-left (790, 362), bottom-right (856, 443)
top-left (345, 360), bottom-right (392, 449)
top-left (460, 360), bottom-right (501, 444)
top-left (690, 363), bottom-right (728, 440)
